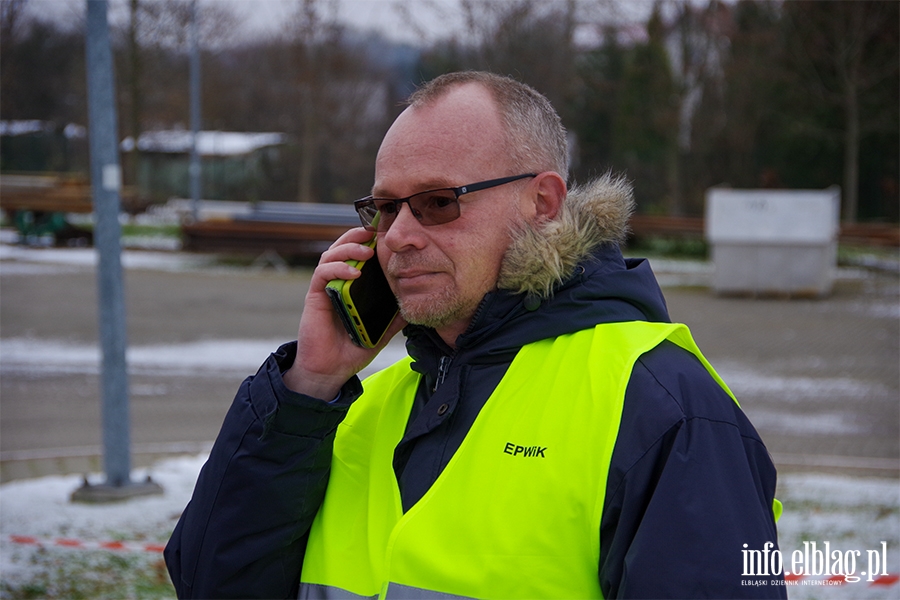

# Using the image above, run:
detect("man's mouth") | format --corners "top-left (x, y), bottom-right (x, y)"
top-left (391, 269), bottom-right (433, 280)
top-left (390, 270), bottom-right (441, 287)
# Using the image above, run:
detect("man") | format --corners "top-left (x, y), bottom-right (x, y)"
top-left (165, 71), bottom-right (784, 599)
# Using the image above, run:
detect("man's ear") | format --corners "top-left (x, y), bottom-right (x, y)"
top-left (530, 171), bottom-right (567, 223)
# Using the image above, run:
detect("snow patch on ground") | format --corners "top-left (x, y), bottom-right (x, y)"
top-left (0, 336), bottom-right (409, 380)
top-left (0, 245), bottom-right (214, 272)
top-left (775, 474), bottom-right (900, 599)
top-left (716, 362), bottom-right (890, 403)
top-left (747, 409), bottom-right (866, 436)
top-left (0, 454), bottom-right (205, 589)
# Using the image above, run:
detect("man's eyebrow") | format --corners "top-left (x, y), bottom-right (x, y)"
top-left (371, 178), bottom-right (457, 199)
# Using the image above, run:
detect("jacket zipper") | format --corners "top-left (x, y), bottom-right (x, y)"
top-left (433, 355), bottom-right (452, 392)
top-left (429, 294), bottom-right (489, 393)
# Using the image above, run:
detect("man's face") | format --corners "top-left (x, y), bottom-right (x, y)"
top-left (373, 84), bottom-right (531, 342)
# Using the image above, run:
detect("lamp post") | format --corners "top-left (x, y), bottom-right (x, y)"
top-left (72, 0), bottom-right (162, 503)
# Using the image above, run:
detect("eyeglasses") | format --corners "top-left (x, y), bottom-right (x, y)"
top-left (354, 173), bottom-right (537, 232)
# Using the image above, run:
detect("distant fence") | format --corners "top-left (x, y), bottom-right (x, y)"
top-left (180, 201), bottom-right (360, 260)
top-left (628, 215), bottom-right (898, 247)
top-left (181, 219), bottom-right (352, 258)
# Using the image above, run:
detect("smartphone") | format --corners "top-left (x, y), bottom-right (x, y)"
top-left (325, 235), bottom-right (399, 349)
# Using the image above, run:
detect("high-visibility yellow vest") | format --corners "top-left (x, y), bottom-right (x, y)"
top-left (300, 322), bottom-right (737, 599)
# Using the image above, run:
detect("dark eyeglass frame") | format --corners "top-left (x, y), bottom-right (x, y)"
top-left (354, 173), bottom-right (537, 232)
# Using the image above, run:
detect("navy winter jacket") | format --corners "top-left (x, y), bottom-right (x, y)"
top-left (165, 243), bottom-right (785, 599)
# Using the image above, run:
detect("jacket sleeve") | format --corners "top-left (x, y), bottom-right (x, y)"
top-left (599, 342), bottom-right (785, 599)
top-left (164, 342), bottom-right (362, 599)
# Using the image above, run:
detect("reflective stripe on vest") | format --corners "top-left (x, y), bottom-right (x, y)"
top-left (300, 322), bottom-right (734, 599)
top-left (299, 582), bottom-right (474, 600)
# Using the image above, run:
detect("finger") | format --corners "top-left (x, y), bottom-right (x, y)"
top-left (312, 242), bottom-right (381, 292)
top-left (310, 260), bottom-right (364, 290)
top-left (318, 228), bottom-right (376, 265)
top-left (318, 240), bottom-right (375, 267)
top-left (327, 227), bottom-right (375, 251)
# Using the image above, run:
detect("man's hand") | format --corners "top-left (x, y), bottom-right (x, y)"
top-left (283, 227), bottom-right (406, 400)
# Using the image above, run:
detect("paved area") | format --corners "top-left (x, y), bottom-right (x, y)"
top-left (1, 242), bottom-right (897, 483)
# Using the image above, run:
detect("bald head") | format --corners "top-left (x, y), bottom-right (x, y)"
top-left (375, 83), bottom-right (512, 194)
top-left (407, 71), bottom-right (569, 181)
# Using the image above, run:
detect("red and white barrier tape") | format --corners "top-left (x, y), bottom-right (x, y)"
top-left (6, 534), bottom-right (165, 554)
top-left (782, 572), bottom-right (898, 586)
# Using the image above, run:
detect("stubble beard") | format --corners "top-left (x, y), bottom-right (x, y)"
top-left (396, 284), bottom-right (479, 331)
top-left (387, 251), bottom-right (481, 331)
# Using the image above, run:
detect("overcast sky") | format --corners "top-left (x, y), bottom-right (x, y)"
top-left (23, 0), bottom-right (657, 45)
top-left (22, 0), bottom-right (484, 43)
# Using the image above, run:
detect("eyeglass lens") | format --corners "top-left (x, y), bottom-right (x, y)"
top-left (365, 190), bottom-right (461, 231)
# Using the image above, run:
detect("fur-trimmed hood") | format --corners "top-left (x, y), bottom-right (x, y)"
top-left (497, 172), bottom-right (636, 299)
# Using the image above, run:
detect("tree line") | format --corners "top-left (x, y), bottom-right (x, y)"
top-left (1, 0), bottom-right (897, 222)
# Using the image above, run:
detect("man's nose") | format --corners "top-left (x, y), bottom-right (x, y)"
top-left (382, 202), bottom-right (426, 251)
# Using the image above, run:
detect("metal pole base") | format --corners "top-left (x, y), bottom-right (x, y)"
top-left (70, 475), bottom-right (164, 504)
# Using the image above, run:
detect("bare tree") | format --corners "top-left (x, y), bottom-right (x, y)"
top-left (114, 0), bottom-right (237, 132)
top-left (287, 0), bottom-right (340, 202)
top-left (280, 0), bottom-right (393, 203)
top-left (0, 0), bottom-right (86, 129)
top-left (416, 0), bottom-right (582, 158)
top-left (1, 0), bottom-right (28, 119)
top-left (124, 0), bottom-right (142, 185)
top-left (660, 0), bottom-right (731, 215)
top-left (713, 0), bottom-right (785, 190)
top-left (462, 0), bottom-right (579, 112)
top-left (613, 4), bottom-right (677, 214)
top-left (783, 1), bottom-right (899, 223)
